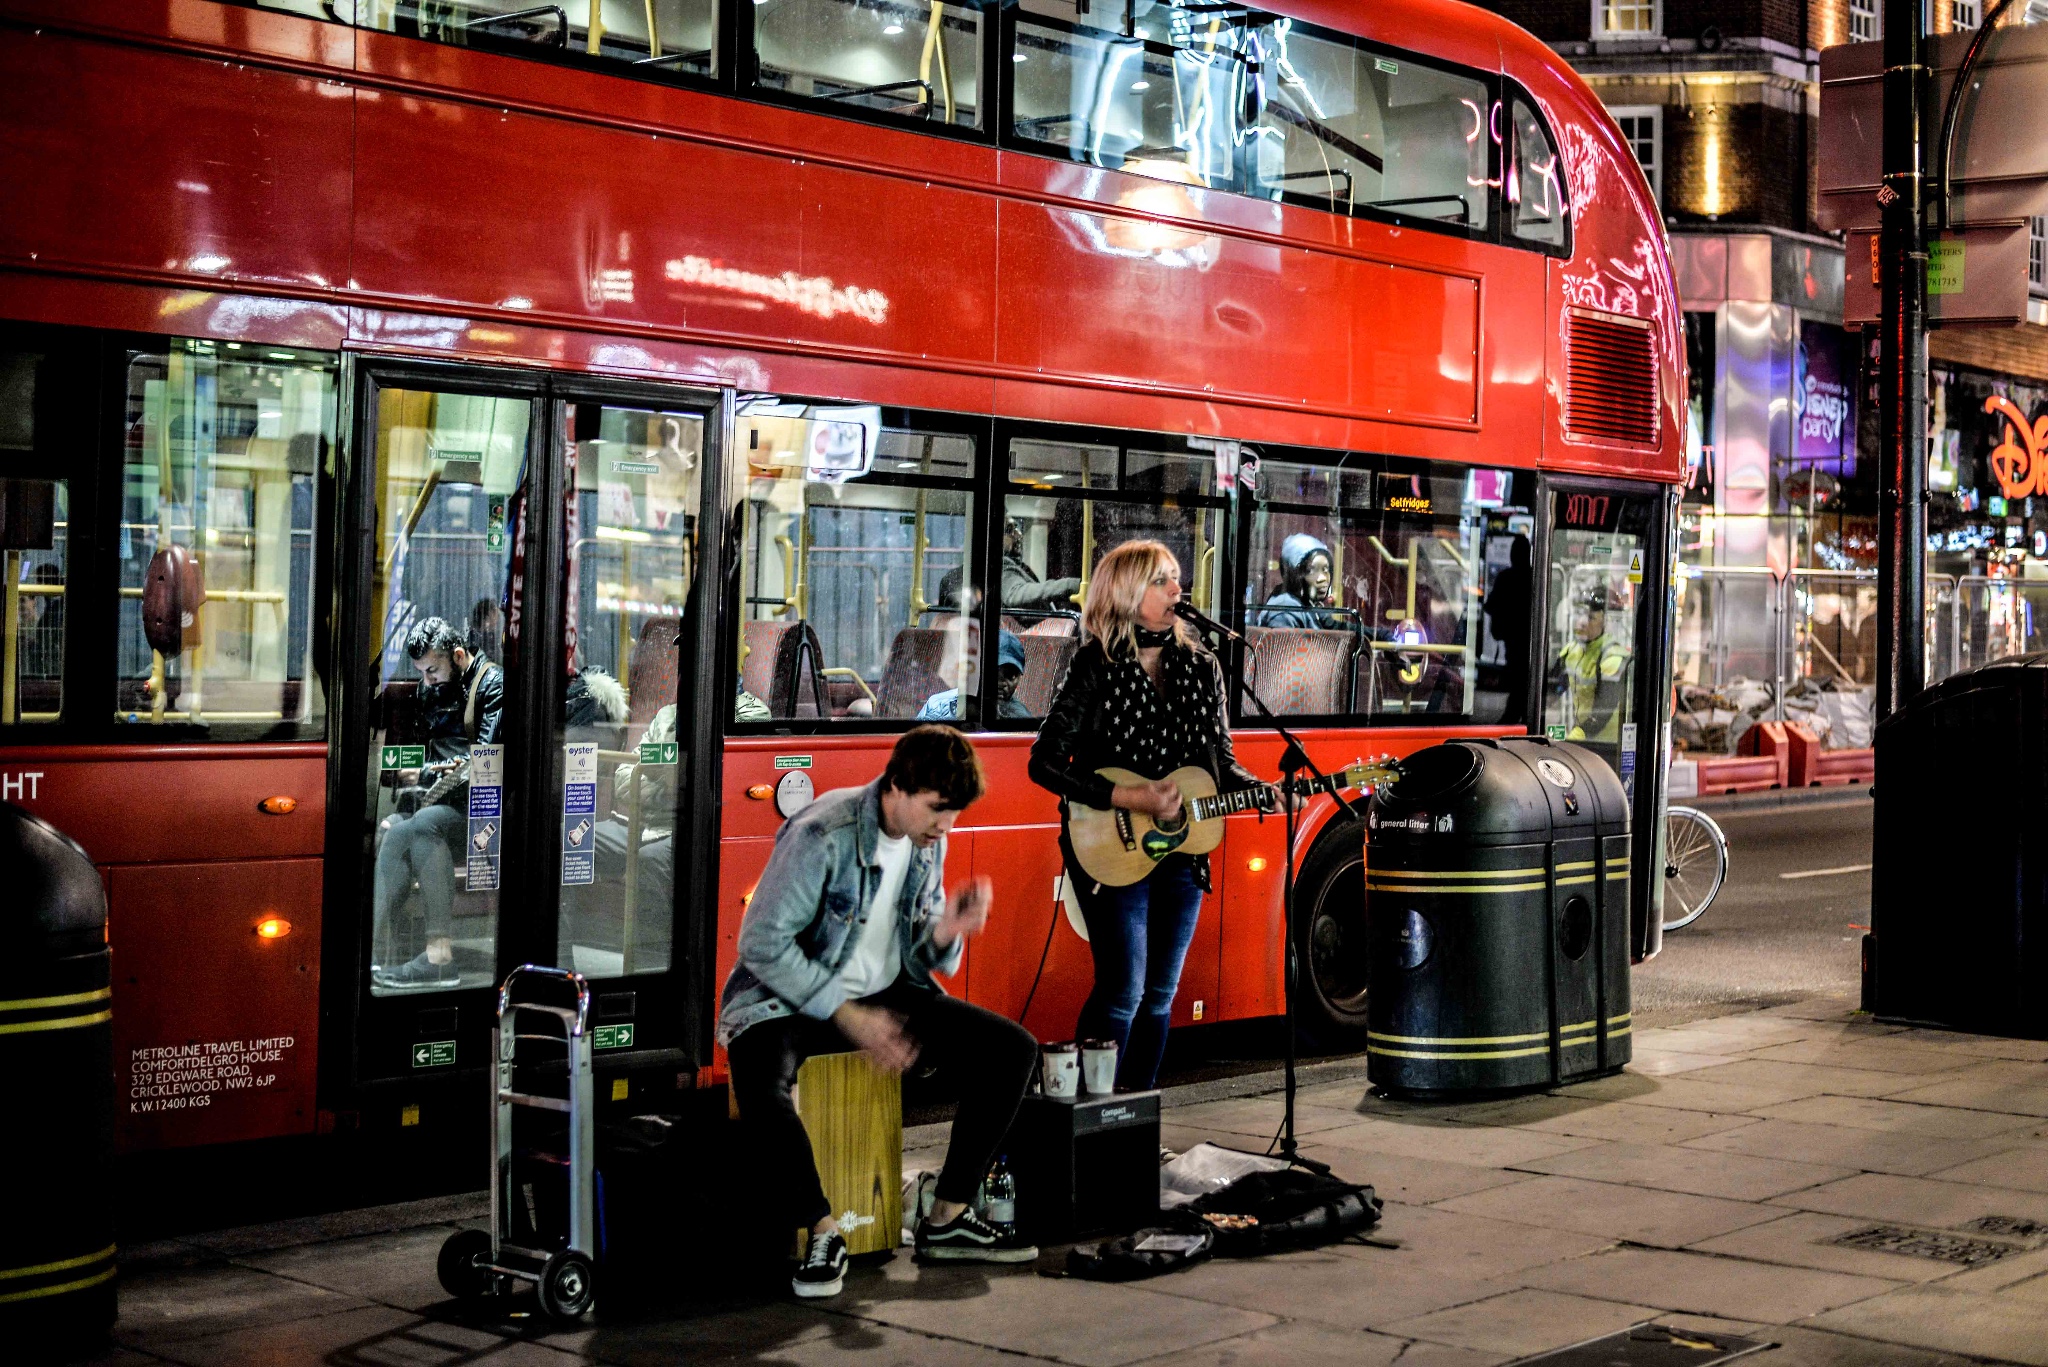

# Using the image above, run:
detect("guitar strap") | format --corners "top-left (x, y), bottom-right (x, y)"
top-left (463, 662), bottom-right (487, 739)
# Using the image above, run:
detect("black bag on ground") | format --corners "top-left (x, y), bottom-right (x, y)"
top-left (1062, 1225), bottom-right (1215, 1281)
top-left (1180, 1169), bottom-right (1382, 1256)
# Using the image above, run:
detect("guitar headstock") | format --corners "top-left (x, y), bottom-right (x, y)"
top-left (1343, 754), bottom-right (1402, 796)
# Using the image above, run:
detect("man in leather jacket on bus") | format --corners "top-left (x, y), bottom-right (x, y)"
top-left (371, 616), bottom-right (504, 991)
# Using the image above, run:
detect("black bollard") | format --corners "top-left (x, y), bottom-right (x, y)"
top-left (0, 801), bottom-right (117, 1350)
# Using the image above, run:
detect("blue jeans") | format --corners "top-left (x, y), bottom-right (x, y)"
top-left (1070, 853), bottom-right (1204, 1092)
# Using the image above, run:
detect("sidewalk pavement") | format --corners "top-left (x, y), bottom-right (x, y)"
top-left (99, 996), bottom-right (2048, 1367)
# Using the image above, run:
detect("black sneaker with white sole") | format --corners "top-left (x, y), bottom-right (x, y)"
top-left (914, 1207), bottom-right (1038, 1263)
top-left (792, 1229), bottom-right (848, 1298)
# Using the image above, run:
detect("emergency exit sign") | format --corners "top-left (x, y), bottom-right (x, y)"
top-left (411, 1040), bottom-right (456, 1068)
top-left (382, 745), bottom-right (426, 770)
top-left (638, 741), bottom-right (679, 765)
top-left (593, 1024), bottom-right (635, 1050)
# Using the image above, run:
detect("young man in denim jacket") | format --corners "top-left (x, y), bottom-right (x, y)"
top-left (719, 725), bottom-right (1039, 1299)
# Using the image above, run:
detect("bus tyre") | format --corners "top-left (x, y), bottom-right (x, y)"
top-left (538, 1250), bottom-right (596, 1321)
top-left (436, 1228), bottom-right (495, 1301)
top-left (1291, 825), bottom-right (1371, 1049)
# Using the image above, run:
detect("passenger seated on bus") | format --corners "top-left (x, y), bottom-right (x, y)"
top-left (370, 616), bottom-right (504, 992)
top-left (917, 630), bottom-right (1031, 724)
top-left (738, 684), bottom-right (773, 722)
top-left (1254, 534), bottom-right (1345, 629)
top-left (998, 516), bottom-right (1080, 612)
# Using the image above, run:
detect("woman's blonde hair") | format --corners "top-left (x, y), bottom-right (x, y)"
top-left (1082, 540), bottom-right (1194, 657)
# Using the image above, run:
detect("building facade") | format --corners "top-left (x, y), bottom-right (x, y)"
top-left (1479, 0), bottom-right (2048, 755)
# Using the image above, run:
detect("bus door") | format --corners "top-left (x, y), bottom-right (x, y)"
top-left (337, 363), bottom-right (723, 1103)
top-left (1537, 481), bottom-right (1674, 961)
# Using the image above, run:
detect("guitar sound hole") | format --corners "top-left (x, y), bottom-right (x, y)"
top-left (1156, 812), bottom-right (1187, 835)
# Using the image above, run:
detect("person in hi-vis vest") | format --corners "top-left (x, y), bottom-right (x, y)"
top-left (1558, 588), bottom-right (1631, 744)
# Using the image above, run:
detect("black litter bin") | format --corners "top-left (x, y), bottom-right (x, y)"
top-left (1869, 652), bottom-right (2048, 1038)
top-left (1365, 737), bottom-right (1632, 1096)
top-left (0, 802), bottom-right (117, 1344)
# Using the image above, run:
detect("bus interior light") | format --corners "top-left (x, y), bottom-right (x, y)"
top-left (255, 916), bottom-right (292, 939)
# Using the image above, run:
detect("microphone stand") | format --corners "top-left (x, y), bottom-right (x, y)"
top-left (1176, 603), bottom-right (1357, 1176)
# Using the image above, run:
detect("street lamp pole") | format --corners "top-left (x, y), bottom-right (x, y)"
top-left (1876, 0), bottom-right (1928, 720)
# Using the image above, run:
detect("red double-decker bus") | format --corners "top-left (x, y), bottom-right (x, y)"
top-left (0, 0), bottom-right (1682, 1190)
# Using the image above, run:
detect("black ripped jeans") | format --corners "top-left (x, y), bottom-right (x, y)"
top-left (726, 976), bottom-right (1038, 1231)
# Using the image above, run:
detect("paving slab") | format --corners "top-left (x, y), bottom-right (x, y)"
top-left (1131, 1319), bottom-right (1506, 1367)
top-left (1682, 1058), bottom-right (1960, 1101)
top-left (1921, 1142), bottom-right (2048, 1193)
top-left (1687, 1210), bottom-right (1994, 1283)
top-left (181, 1193), bottom-right (491, 1258)
top-left (1811, 1284), bottom-right (2048, 1366)
top-left (236, 1225), bottom-right (462, 1314)
top-left (1623, 1048), bottom-right (1746, 1076)
top-left (1886, 1072), bottom-right (2048, 1118)
top-left (848, 1254), bottom-right (1277, 1367)
top-left (1166, 1097), bottom-right (1365, 1140)
top-left (1679, 1117), bottom-right (2018, 1178)
top-left (111, 1263), bottom-right (372, 1349)
top-left (1454, 1098), bottom-right (1761, 1146)
top-left (1508, 1139), bottom-right (1855, 1202)
top-left (1752, 1094), bottom-right (2042, 1140)
top-left (1552, 1073), bottom-right (1806, 1115)
top-left (1770, 1170), bottom-right (2048, 1227)
top-left (1328, 1202), bottom-right (1616, 1281)
top-left (1304, 1116), bottom-right (1604, 1171)
top-left (142, 1303), bottom-right (577, 1367)
top-left (1148, 1247), bottom-right (1507, 1330)
top-left (1511, 1246), bottom-right (1904, 1324)
top-left (1434, 1175), bottom-right (1780, 1248)
top-left (1888, 1029), bottom-right (2048, 1062)
top-left (1741, 1037), bottom-right (1974, 1076)
top-left (1377, 1288), bottom-right (1660, 1359)
top-left (1309, 1148), bottom-right (1538, 1206)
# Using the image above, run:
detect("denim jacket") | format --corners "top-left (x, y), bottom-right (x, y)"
top-left (716, 779), bottom-right (963, 1045)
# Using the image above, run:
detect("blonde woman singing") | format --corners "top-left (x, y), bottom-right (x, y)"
top-left (1027, 540), bottom-right (1270, 1091)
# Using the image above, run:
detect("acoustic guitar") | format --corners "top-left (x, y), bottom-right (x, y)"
top-left (1068, 757), bottom-right (1402, 888)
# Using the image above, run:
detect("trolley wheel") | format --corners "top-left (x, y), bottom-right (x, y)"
top-left (537, 1250), bottom-right (596, 1322)
top-left (1292, 822), bottom-right (1371, 1050)
top-left (436, 1228), bottom-right (496, 1301)
top-left (1661, 805), bottom-right (1729, 933)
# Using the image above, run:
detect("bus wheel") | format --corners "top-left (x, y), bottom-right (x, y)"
top-left (1291, 825), bottom-right (1371, 1049)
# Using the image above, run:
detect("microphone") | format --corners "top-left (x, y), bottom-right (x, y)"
top-left (1173, 600), bottom-right (1244, 643)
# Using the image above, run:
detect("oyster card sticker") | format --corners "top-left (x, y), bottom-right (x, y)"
top-left (466, 743), bottom-right (503, 891)
top-left (562, 742), bottom-right (597, 886)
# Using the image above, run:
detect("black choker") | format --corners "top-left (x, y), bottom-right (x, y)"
top-left (1133, 625), bottom-right (1177, 649)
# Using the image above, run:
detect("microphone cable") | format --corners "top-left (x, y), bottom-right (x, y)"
top-left (1014, 870), bottom-right (1067, 1033)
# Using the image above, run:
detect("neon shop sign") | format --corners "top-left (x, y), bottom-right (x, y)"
top-left (1985, 395), bottom-right (2048, 500)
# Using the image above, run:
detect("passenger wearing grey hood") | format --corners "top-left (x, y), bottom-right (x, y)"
top-left (1256, 532), bottom-right (1345, 629)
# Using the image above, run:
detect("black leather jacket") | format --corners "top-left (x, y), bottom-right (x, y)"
top-left (1028, 638), bottom-right (1262, 813)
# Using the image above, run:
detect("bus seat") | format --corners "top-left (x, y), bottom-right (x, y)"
top-left (628, 618), bottom-right (682, 725)
top-left (1014, 633), bottom-right (1077, 715)
top-left (876, 626), bottom-right (954, 719)
top-left (741, 619), bottom-right (828, 718)
top-left (1239, 625), bottom-right (1267, 711)
top-left (1247, 628), bottom-right (1357, 715)
top-left (1022, 615), bottom-right (1079, 636)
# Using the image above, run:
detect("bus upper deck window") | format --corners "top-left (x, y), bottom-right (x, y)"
top-left (116, 340), bottom-right (335, 734)
top-left (308, 1), bottom-right (718, 79)
top-left (1508, 97), bottom-right (1568, 251)
top-left (752, 0), bottom-right (985, 129)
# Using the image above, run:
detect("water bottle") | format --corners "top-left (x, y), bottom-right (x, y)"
top-left (983, 1154), bottom-right (1017, 1229)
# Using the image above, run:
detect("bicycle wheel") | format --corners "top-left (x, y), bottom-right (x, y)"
top-left (1661, 805), bottom-right (1728, 932)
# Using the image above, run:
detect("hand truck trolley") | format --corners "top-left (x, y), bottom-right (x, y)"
top-left (437, 965), bottom-right (599, 1321)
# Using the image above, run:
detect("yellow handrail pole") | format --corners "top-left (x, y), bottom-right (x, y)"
top-left (1368, 535), bottom-right (1419, 622)
top-left (1075, 453), bottom-right (1095, 607)
top-left (643, 0), bottom-right (658, 56)
top-left (586, 0), bottom-right (604, 53)
top-left (919, 2), bottom-right (953, 122)
top-left (909, 487), bottom-right (930, 624)
top-left (621, 758), bottom-right (642, 977)
top-left (1, 550), bottom-right (19, 725)
top-left (772, 534), bottom-right (797, 618)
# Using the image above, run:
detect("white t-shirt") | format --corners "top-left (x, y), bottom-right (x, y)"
top-left (838, 831), bottom-right (912, 999)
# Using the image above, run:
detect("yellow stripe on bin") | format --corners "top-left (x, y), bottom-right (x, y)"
top-left (0, 1265), bottom-right (117, 1305)
top-left (0, 1244), bottom-right (117, 1282)
top-left (1555, 875), bottom-right (1596, 886)
top-left (0, 1008), bottom-right (112, 1036)
top-left (1368, 1028), bottom-right (1548, 1046)
top-left (1363, 867), bottom-right (1545, 880)
top-left (1555, 860), bottom-right (1597, 872)
top-left (1368, 1043), bottom-right (1552, 1061)
top-left (1607, 1012), bottom-right (1632, 1024)
top-left (0, 987), bottom-right (111, 1013)
top-left (1368, 889), bottom-right (1540, 897)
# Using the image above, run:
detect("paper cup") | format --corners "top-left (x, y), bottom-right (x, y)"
top-left (1041, 1041), bottom-right (1080, 1100)
top-left (1081, 1039), bottom-right (1118, 1094)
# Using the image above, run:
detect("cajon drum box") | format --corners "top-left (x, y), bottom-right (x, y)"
top-left (795, 1051), bottom-right (902, 1256)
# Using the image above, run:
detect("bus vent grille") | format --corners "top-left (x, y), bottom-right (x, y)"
top-left (1565, 312), bottom-right (1659, 446)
